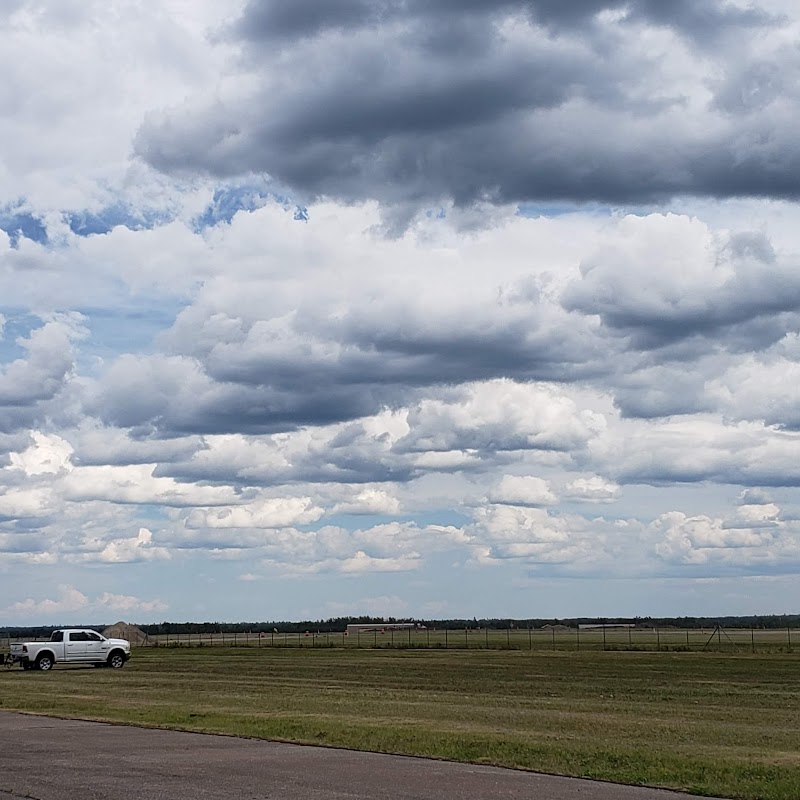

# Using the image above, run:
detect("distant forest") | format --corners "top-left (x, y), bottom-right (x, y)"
top-left (4, 614), bottom-right (800, 639)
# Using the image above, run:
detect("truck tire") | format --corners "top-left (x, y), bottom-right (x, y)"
top-left (107, 651), bottom-right (125, 669)
top-left (35, 653), bottom-right (54, 671)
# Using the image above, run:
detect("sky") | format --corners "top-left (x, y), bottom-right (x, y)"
top-left (2, 0), bottom-right (800, 626)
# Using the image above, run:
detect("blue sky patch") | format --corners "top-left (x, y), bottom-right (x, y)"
top-left (66, 204), bottom-right (173, 237)
top-left (0, 207), bottom-right (48, 247)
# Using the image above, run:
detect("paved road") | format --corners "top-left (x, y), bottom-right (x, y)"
top-left (0, 711), bottom-right (723, 800)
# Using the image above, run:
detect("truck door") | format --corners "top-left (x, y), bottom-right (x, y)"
top-left (66, 630), bottom-right (88, 661)
top-left (85, 631), bottom-right (106, 662)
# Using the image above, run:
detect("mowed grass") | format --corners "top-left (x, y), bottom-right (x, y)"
top-left (1, 648), bottom-right (799, 799)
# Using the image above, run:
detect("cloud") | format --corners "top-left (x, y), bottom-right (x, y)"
top-left (61, 463), bottom-right (240, 507)
top-left (564, 475), bottom-right (621, 504)
top-left (331, 487), bottom-right (401, 515)
top-left (399, 380), bottom-right (604, 454)
top-left (95, 591), bottom-right (167, 613)
top-left (652, 510), bottom-right (800, 569)
top-left (0, 316), bottom-right (86, 433)
top-left (0, 0), bottom-right (234, 210)
top-left (87, 528), bottom-right (171, 564)
top-left (488, 475), bottom-right (557, 507)
top-left (562, 219), bottom-right (800, 353)
top-left (186, 497), bottom-right (324, 529)
top-left (468, 504), bottom-right (607, 569)
top-left (596, 416), bottom-right (800, 487)
top-left (3, 585), bottom-right (167, 620)
top-left (5, 585), bottom-right (88, 617)
top-left (9, 431), bottom-right (73, 475)
top-left (137, 0), bottom-right (793, 218)
top-left (162, 519), bottom-right (468, 576)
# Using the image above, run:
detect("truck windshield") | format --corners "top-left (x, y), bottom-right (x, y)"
top-left (50, 631), bottom-right (64, 642)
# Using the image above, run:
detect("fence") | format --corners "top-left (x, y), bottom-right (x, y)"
top-left (4, 626), bottom-right (795, 654)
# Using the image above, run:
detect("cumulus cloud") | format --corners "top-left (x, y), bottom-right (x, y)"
top-left (186, 497), bottom-right (324, 529)
top-left (562, 219), bottom-right (800, 354)
top-left (564, 475), bottom-right (621, 504)
top-left (0, 0), bottom-right (235, 209)
top-left (95, 591), bottom-right (168, 613)
top-left (652, 510), bottom-right (800, 569)
top-left (595, 416), bottom-right (800, 487)
top-left (162, 519), bottom-right (467, 576)
top-left (468, 504), bottom-right (610, 571)
top-left (5, 585), bottom-right (89, 617)
top-left (87, 528), bottom-right (171, 564)
top-left (3, 584), bottom-right (167, 619)
top-left (399, 380), bottom-right (604, 454)
top-left (331, 487), bottom-right (401, 515)
top-left (488, 475), bottom-right (557, 507)
top-left (137, 0), bottom-right (795, 218)
top-left (0, 316), bottom-right (85, 433)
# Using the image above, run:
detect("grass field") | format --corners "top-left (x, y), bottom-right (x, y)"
top-left (2, 647), bottom-right (799, 799)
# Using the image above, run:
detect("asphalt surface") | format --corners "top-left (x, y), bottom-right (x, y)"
top-left (0, 711), bottom-right (724, 800)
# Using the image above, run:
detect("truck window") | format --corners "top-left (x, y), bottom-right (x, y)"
top-left (69, 631), bottom-right (88, 641)
top-left (86, 632), bottom-right (102, 641)
top-left (50, 631), bottom-right (64, 642)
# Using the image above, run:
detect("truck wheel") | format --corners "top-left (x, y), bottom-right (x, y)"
top-left (35, 654), bottom-right (54, 672)
top-left (107, 651), bottom-right (125, 669)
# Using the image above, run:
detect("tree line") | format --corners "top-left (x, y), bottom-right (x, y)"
top-left (3, 613), bottom-right (799, 640)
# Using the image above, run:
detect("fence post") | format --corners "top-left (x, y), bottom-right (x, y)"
top-left (629, 626), bottom-right (632, 649)
top-left (485, 627), bottom-right (488, 648)
top-left (686, 629), bottom-right (690, 649)
top-left (465, 628), bottom-right (468, 649)
top-left (655, 627), bottom-right (660, 651)
top-left (528, 627), bottom-right (532, 650)
top-left (445, 628), bottom-right (448, 649)
top-left (576, 626), bottom-right (580, 651)
top-left (507, 627), bottom-right (510, 648)
top-left (788, 627), bottom-right (792, 653)
top-left (602, 626), bottom-right (606, 651)
top-left (427, 628), bottom-right (430, 648)
top-left (408, 627), bottom-right (412, 647)
top-left (751, 628), bottom-right (755, 654)
top-left (552, 627), bottom-right (556, 650)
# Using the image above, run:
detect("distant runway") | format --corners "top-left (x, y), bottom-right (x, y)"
top-left (0, 712), bottom-right (724, 800)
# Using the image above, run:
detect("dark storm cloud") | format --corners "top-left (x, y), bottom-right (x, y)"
top-left (235, 0), bottom-right (769, 44)
top-left (205, 309), bottom-right (605, 389)
top-left (137, 0), bottom-right (786, 211)
top-left (105, 298), bottom-right (610, 438)
top-left (626, 0), bottom-right (773, 41)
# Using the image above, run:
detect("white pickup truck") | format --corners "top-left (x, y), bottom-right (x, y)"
top-left (10, 629), bottom-right (131, 671)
